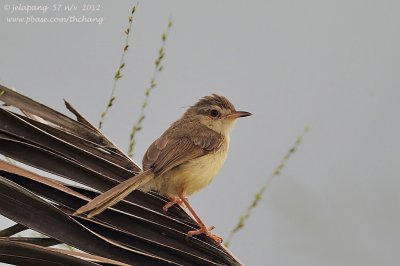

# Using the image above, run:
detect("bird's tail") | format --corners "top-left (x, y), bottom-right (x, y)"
top-left (73, 170), bottom-right (154, 218)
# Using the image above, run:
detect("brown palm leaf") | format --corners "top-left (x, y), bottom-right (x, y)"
top-left (0, 84), bottom-right (242, 266)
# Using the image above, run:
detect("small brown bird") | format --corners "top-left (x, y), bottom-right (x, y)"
top-left (74, 94), bottom-right (251, 243)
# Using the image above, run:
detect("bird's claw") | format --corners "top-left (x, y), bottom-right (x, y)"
top-left (162, 197), bottom-right (183, 213)
top-left (187, 226), bottom-right (223, 244)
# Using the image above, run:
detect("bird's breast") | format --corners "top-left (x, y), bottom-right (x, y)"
top-left (157, 141), bottom-right (229, 196)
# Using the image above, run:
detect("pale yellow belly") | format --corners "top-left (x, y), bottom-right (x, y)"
top-left (142, 148), bottom-right (228, 196)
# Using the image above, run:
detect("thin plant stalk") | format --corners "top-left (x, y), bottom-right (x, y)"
top-left (127, 19), bottom-right (173, 157)
top-left (224, 126), bottom-right (309, 247)
top-left (98, 5), bottom-right (137, 129)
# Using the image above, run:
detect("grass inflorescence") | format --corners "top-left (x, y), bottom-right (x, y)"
top-left (224, 126), bottom-right (309, 247)
top-left (127, 19), bottom-right (173, 157)
top-left (98, 5), bottom-right (137, 129)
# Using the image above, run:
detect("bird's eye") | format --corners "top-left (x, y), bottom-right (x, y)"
top-left (210, 109), bottom-right (219, 117)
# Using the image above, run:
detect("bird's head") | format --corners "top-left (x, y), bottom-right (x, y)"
top-left (183, 94), bottom-right (252, 135)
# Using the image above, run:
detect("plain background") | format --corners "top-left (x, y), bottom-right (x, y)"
top-left (1, 0), bottom-right (399, 265)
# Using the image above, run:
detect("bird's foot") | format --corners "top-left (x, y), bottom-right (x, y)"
top-left (187, 226), bottom-right (223, 244)
top-left (162, 196), bottom-right (183, 213)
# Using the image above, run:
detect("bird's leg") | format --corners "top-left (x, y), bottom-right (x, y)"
top-left (162, 195), bottom-right (183, 213)
top-left (177, 190), bottom-right (222, 244)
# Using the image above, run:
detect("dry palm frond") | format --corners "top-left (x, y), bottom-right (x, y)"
top-left (0, 84), bottom-right (242, 266)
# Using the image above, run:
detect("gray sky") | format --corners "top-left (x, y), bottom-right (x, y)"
top-left (1, 0), bottom-right (399, 265)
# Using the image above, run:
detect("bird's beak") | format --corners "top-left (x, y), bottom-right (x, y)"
top-left (226, 110), bottom-right (252, 119)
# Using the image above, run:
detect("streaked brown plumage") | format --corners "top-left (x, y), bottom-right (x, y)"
top-left (74, 94), bottom-right (251, 243)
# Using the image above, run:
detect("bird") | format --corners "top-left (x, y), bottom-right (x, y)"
top-left (73, 94), bottom-right (251, 243)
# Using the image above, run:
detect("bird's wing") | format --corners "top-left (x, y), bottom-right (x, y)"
top-left (143, 130), bottom-right (224, 176)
